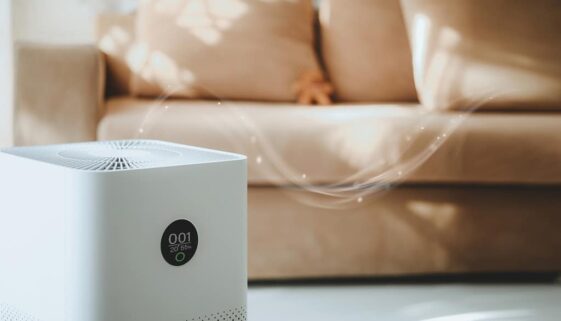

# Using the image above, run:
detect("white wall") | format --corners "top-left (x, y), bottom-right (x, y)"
top-left (0, 0), bottom-right (13, 147)
top-left (13, 0), bottom-right (138, 44)
top-left (13, 0), bottom-right (96, 44)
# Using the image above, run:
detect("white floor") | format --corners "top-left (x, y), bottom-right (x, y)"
top-left (248, 283), bottom-right (561, 321)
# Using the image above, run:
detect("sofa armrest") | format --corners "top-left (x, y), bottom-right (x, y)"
top-left (14, 43), bottom-right (105, 146)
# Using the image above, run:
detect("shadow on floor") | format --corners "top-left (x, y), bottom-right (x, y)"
top-left (249, 272), bottom-right (560, 287)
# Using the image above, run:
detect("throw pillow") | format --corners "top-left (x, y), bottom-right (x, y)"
top-left (319, 0), bottom-right (417, 102)
top-left (401, 0), bottom-right (561, 110)
top-left (131, 0), bottom-right (322, 102)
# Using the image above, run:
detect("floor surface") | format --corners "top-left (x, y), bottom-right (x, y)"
top-left (248, 282), bottom-right (561, 320)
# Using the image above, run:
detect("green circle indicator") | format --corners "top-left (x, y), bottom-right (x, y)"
top-left (175, 252), bottom-right (186, 262)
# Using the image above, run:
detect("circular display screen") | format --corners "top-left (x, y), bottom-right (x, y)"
top-left (161, 219), bottom-right (199, 266)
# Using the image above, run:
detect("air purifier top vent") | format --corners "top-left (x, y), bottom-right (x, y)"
top-left (1, 140), bottom-right (244, 172)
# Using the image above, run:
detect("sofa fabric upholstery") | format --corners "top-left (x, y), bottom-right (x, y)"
top-left (131, 0), bottom-right (321, 102)
top-left (99, 97), bottom-right (561, 185)
top-left (319, 0), bottom-right (417, 102)
top-left (248, 186), bottom-right (561, 279)
top-left (14, 43), bottom-right (105, 146)
top-left (249, 186), bottom-right (561, 280)
top-left (401, 0), bottom-right (561, 111)
top-left (96, 13), bottom-right (135, 97)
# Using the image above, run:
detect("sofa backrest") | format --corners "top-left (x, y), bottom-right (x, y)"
top-left (96, 13), bottom-right (135, 97)
top-left (95, 2), bottom-right (416, 103)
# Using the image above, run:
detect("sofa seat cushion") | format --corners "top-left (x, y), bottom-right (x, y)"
top-left (99, 97), bottom-right (561, 185)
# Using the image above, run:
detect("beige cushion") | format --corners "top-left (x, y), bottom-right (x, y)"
top-left (319, 0), bottom-right (417, 102)
top-left (401, 0), bottom-right (561, 110)
top-left (99, 98), bottom-right (561, 185)
top-left (131, 0), bottom-right (320, 101)
top-left (96, 13), bottom-right (135, 96)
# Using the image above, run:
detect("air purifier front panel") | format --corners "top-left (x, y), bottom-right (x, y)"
top-left (0, 140), bottom-right (247, 321)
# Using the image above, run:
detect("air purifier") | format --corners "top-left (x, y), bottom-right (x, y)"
top-left (0, 140), bottom-right (247, 321)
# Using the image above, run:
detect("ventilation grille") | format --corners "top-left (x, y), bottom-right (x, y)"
top-left (0, 304), bottom-right (39, 321)
top-left (189, 306), bottom-right (247, 321)
top-left (2, 140), bottom-right (244, 172)
top-left (55, 140), bottom-right (182, 171)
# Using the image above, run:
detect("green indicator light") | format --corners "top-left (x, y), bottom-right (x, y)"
top-left (175, 252), bottom-right (186, 262)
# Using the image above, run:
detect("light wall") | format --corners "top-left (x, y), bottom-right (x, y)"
top-left (0, 1), bottom-right (13, 147)
top-left (13, 0), bottom-right (138, 44)
top-left (13, 0), bottom-right (97, 44)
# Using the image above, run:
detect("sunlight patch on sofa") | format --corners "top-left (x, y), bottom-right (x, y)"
top-left (126, 45), bottom-right (196, 93)
top-left (99, 26), bottom-right (131, 55)
top-left (159, 0), bottom-right (249, 45)
top-left (407, 200), bottom-right (458, 230)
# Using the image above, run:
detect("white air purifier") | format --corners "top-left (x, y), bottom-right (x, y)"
top-left (0, 140), bottom-right (247, 321)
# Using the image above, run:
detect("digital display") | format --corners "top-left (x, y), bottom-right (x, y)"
top-left (161, 219), bottom-right (198, 266)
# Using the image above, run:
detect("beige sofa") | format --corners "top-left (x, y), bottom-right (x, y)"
top-left (13, 7), bottom-right (561, 280)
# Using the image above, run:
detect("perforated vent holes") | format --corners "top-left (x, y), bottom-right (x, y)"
top-left (189, 306), bottom-right (247, 321)
top-left (56, 140), bottom-right (181, 171)
top-left (0, 304), bottom-right (39, 321)
top-left (2, 140), bottom-right (244, 172)
top-left (0, 304), bottom-right (246, 321)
